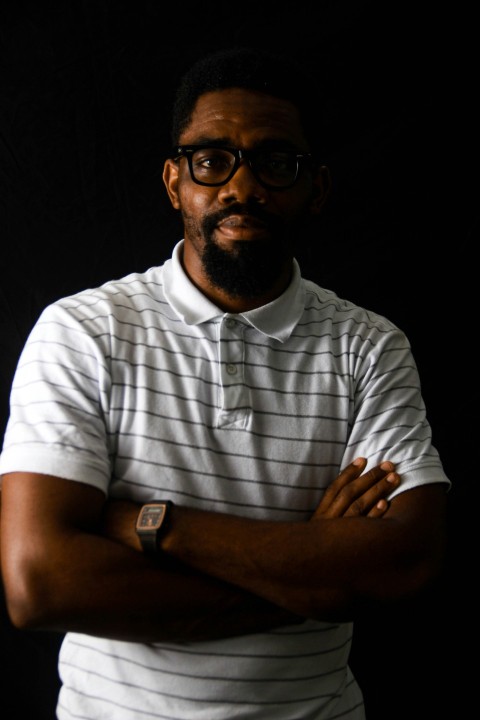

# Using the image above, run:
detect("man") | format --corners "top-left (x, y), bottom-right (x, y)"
top-left (0, 47), bottom-right (449, 719)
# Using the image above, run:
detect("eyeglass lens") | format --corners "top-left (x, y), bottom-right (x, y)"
top-left (189, 148), bottom-right (298, 187)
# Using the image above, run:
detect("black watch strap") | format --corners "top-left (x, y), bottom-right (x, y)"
top-left (135, 501), bottom-right (173, 554)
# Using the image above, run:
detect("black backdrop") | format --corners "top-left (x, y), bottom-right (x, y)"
top-left (0, 1), bottom-right (476, 718)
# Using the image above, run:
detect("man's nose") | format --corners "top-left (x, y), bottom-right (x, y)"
top-left (218, 159), bottom-right (267, 203)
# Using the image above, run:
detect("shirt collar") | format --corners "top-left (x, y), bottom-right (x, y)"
top-left (163, 240), bottom-right (305, 343)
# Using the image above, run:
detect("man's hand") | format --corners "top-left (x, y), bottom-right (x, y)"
top-left (312, 457), bottom-right (400, 520)
top-left (101, 458), bottom-right (400, 551)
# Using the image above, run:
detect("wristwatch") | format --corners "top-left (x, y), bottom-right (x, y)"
top-left (135, 501), bottom-right (173, 554)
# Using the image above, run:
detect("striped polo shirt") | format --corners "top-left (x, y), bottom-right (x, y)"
top-left (0, 239), bottom-right (450, 719)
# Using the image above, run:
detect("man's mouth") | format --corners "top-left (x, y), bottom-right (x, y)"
top-left (218, 214), bottom-right (266, 228)
top-left (216, 214), bottom-right (269, 239)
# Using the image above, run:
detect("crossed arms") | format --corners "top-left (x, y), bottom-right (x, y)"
top-left (0, 457), bottom-right (447, 643)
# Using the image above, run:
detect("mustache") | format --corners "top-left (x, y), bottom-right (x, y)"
top-left (203, 203), bottom-right (283, 236)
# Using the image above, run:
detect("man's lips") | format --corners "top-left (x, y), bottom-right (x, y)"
top-left (217, 214), bottom-right (267, 230)
top-left (215, 215), bottom-right (271, 241)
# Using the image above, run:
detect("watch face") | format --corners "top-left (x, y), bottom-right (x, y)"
top-left (137, 504), bottom-right (166, 530)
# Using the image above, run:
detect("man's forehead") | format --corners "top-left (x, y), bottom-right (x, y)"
top-left (180, 88), bottom-right (307, 146)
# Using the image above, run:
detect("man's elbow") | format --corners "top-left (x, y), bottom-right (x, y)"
top-left (2, 554), bottom-right (59, 631)
top-left (377, 528), bottom-right (448, 608)
top-left (385, 485), bottom-right (449, 601)
top-left (405, 536), bottom-right (447, 598)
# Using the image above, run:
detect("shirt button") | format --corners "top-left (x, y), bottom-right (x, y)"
top-left (226, 318), bottom-right (236, 329)
top-left (226, 363), bottom-right (237, 375)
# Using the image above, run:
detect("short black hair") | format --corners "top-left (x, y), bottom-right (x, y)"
top-left (170, 46), bottom-right (327, 157)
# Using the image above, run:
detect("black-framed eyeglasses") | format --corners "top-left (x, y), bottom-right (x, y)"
top-left (173, 145), bottom-right (314, 190)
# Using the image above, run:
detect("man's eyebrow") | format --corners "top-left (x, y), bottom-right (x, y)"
top-left (253, 139), bottom-right (300, 151)
top-left (183, 137), bottom-right (301, 151)
top-left (184, 137), bottom-right (231, 147)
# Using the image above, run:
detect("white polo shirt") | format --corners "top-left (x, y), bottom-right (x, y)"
top-left (0, 239), bottom-right (450, 719)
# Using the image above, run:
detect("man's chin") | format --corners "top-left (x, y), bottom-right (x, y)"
top-left (202, 239), bottom-right (287, 298)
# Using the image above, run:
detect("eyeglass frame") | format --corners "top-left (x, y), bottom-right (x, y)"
top-left (172, 144), bottom-right (315, 190)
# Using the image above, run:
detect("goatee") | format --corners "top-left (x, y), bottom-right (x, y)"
top-left (201, 205), bottom-right (292, 298)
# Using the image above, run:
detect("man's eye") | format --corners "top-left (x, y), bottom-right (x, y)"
top-left (194, 151), bottom-right (231, 171)
top-left (264, 153), bottom-right (295, 171)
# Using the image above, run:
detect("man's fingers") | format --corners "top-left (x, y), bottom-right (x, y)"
top-left (316, 457), bottom-right (367, 511)
top-left (314, 459), bottom-right (400, 519)
top-left (343, 473), bottom-right (400, 517)
top-left (366, 498), bottom-right (390, 519)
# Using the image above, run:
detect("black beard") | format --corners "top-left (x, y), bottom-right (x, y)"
top-left (200, 204), bottom-right (293, 298)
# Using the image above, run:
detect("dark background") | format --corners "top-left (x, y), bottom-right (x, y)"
top-left (0, 1), bottom-right (476, 718)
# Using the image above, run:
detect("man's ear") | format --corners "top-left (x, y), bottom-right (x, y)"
top-left (309, 165), bottom-right (331, 214)
top-left (163, 159), bottom-right (181, 210)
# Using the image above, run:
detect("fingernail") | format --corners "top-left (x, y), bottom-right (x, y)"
top-left (353, 457), bottom-right (366, 467)
top-left (386, 473), bottom-right (399, 483)
top-left (380, 461), bottom-right (394, 471)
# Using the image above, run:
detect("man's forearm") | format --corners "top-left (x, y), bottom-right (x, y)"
top-left (1, 474), bottom-right (300, 642)
top-left (102, 460), bottom-right (446, 622)
top-left (4, 527), bottom-right (300, 641)
top-left (157, 484), bottom-right (446, 621)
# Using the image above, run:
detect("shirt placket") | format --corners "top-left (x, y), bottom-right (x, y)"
top-left (216, 315), bottom-right (252, 429)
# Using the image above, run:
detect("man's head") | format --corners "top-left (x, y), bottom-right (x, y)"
top-left (170, 47), bottom-right (326, 158)
top-left (163, 47), bottom-right (331, 312)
